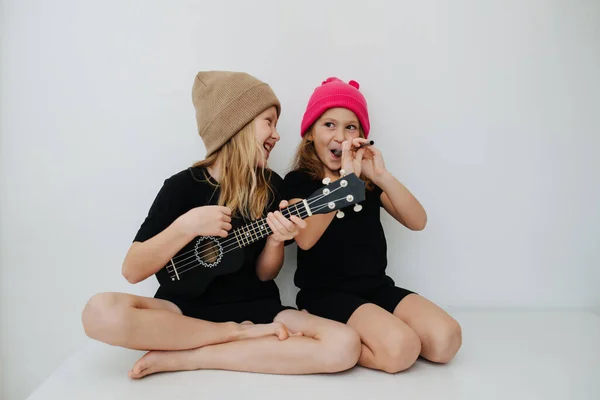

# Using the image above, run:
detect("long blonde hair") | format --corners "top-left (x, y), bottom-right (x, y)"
top-left (292, 124), bottom-right (374, 190)
top-left (194, 121), bottom-right (273, 220)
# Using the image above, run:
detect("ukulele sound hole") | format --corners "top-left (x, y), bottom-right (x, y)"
top-left (194, 237), bottom-right (223, 268)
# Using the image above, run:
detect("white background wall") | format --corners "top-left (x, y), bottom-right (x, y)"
top-left (1, 0), bottom-right (599, 398)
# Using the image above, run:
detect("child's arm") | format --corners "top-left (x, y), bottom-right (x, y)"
top-left (355, 139), bottom-right (426, 231)
top-left (287, 200), bottom-right (336, 250)
top-left (377, 173), bottom-right (427, 231)
top-left (256, 201), bottom-right (307, 281)
top-left (122, 205), bottom-right (232, 283)
top-left (255, 237), bottom-right (285, 281)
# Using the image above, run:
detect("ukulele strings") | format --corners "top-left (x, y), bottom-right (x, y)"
top-left (168, 196), bottom-right (345, 276)
top-left (167, 184), bottom-right (346, 268)
top-left (169, 198), bottom-right (350, 278)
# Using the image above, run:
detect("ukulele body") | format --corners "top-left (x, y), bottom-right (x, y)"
top-left (155, 234), bottom-right (246, 297)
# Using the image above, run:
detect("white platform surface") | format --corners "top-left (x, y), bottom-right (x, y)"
top-left (28, 311), bottom-right (600, 400)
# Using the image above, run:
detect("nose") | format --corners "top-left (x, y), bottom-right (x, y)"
top-left (333, 127), bottom-right (346, 143)
top-left (272, 128), bottom-right (280, 142)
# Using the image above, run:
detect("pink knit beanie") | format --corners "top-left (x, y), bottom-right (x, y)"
top-left (300, 77), bottom-right (370, 138)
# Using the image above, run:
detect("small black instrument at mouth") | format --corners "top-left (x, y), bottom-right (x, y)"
top-left (332, 140), bottom-right (374, 157)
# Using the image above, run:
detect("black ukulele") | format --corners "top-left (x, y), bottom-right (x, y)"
top-left (155, 173), bottom-right (366, 296)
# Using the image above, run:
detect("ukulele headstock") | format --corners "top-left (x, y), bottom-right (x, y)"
top-left (304, 173), bottom-right (366, 216)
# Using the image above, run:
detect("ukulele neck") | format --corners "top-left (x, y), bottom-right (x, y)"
top-left (231, 201), bottom-right (310, 248)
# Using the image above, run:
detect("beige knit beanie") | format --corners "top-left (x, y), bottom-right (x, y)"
top-left (192, 71), bottom-right (281, 157)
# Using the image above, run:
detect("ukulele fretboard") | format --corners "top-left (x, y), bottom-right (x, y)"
top-left (232, 201), bottom-right (309, 247)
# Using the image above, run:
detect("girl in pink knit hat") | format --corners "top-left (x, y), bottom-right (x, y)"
top-left (282, 77), bottom-right (462, 373)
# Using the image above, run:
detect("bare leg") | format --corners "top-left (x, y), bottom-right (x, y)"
top-left (129, 309), bottom-right (361, 378)
top-left (82, 292), bottom-right (290, 351)
top-left (393, 294), bottom-right (462, 363)
top-left (347, 303), bottom-right (421, 373)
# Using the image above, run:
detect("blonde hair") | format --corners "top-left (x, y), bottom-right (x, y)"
top-left (292, 124), bottom-right (374, 190)
top-left (194, 121), bottom-right (274, 220)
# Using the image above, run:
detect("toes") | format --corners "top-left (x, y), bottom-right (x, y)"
top-left (129, 365), bottom-right (144, 379)
top-left (277, 327), bottom-right (289, 341)
top-left (134, 360), bottom-right (146, 375)
top-left (129, 354), bottom-right (151, 379)
top-left (130, 364), bottom-right (152, 379)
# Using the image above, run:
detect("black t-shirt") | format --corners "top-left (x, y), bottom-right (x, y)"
top-left (134, 166), bottom-right (282, 305)
top-left (281, 170), bottom-right (388, 292)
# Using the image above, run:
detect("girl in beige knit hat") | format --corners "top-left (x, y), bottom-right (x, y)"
top-left (81, 71), bottom-right (361, 378)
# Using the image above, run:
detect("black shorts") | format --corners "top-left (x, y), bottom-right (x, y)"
top-left (297, 279), bottom-right (415, 324)
top-left (157, 295), bottom-right (295, 324)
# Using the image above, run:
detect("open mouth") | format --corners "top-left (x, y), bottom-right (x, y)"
top-left (263, 143), bottom-right (273, 154)
top-left (330, 149), bottom-right (342, 158)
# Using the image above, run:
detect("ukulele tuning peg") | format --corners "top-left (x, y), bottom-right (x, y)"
top-left (336, 210), bottom-right (345, 219)
top-left (322, 177), bottom-right (331, 185)
top-left (353, 204), bottom-right (363, 212)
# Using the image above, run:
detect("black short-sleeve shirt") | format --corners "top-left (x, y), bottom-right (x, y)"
top-left (281, 170), bottom-right (389, 292)
top-left (134, 166), bottom-right (283, 305)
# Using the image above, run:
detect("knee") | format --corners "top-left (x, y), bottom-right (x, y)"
top-left (376, 328), bottom-right (421, 373)
top-left (322, 326), bottom-right (362, 373)
top-left (426, 318), bottom-right (462, 364)
top-left (82, 293), bottom-right (129, 342)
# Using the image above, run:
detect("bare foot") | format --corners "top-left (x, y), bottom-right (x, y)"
top-left (128, 350), bottom-right (190, 379)
top-left (239, 322), bottom-right (302, 341)
top-left (240, 321), bottom-right (302, 336)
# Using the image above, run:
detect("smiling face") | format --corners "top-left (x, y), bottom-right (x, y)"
top-left (253, 106), bottom-right (280, 168)
top-left (307, 107), bottom-right (362, 176)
